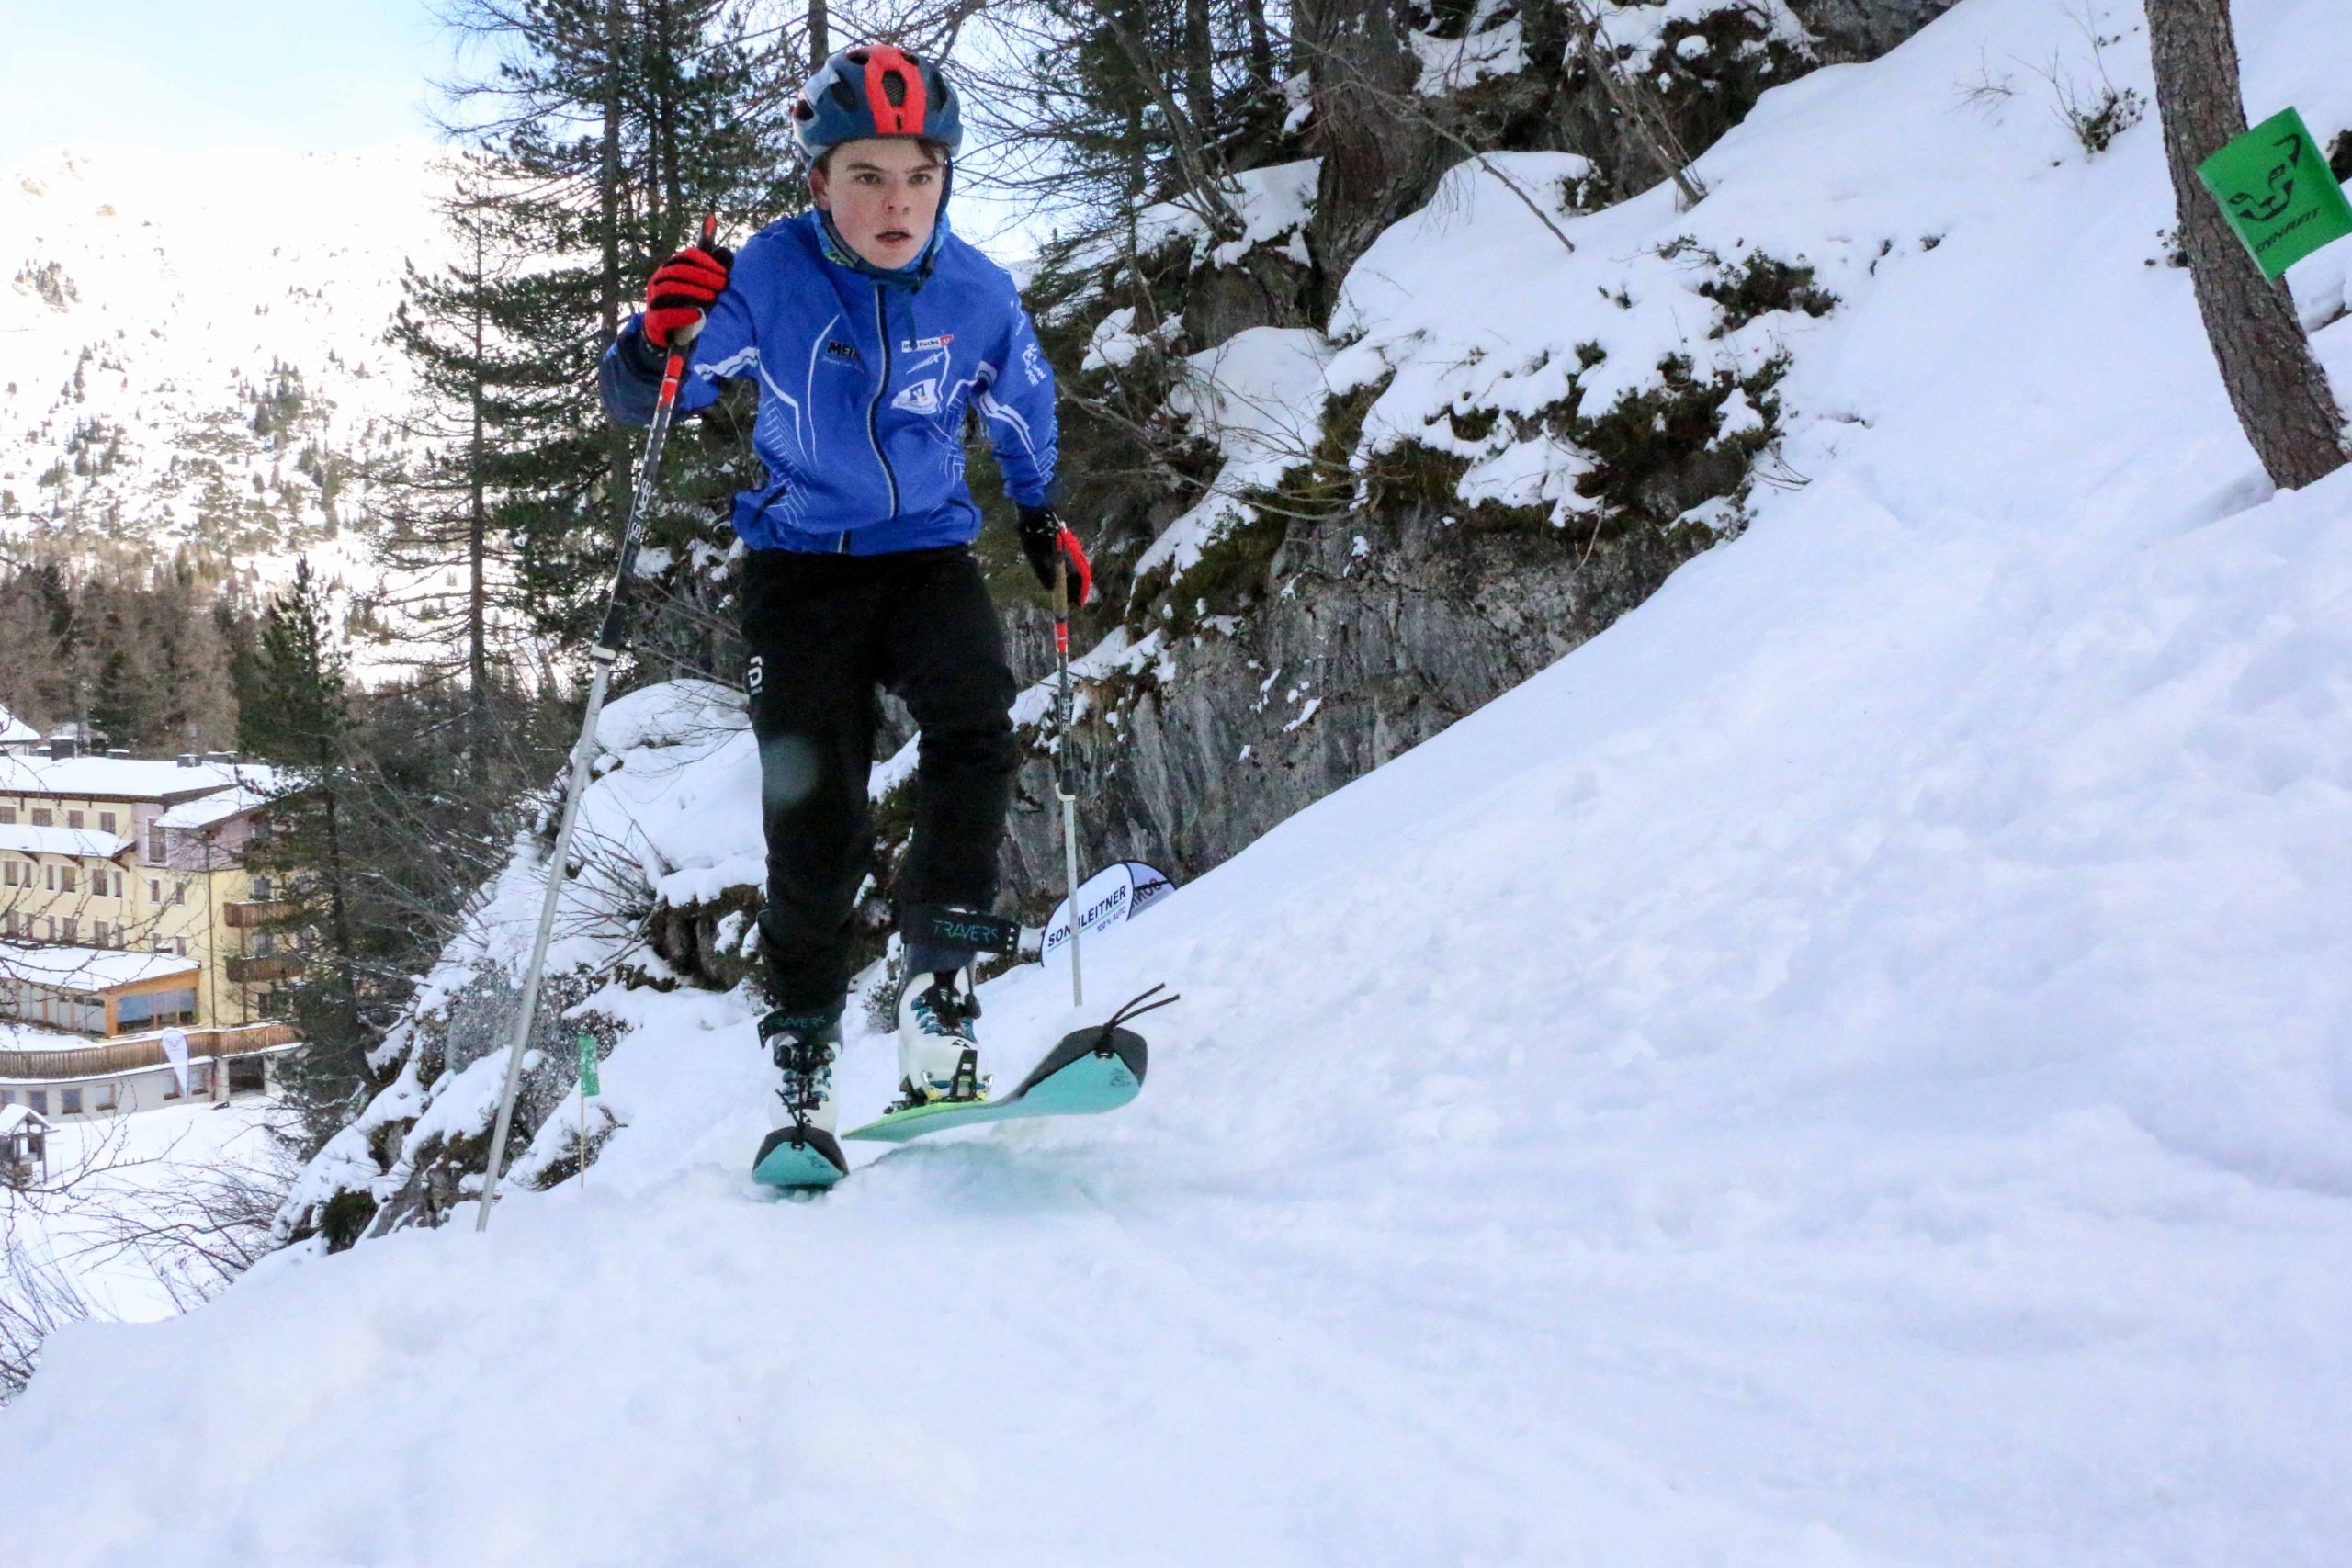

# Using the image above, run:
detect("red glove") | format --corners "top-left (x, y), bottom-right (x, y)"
top-left (642, 243), bottom-right (733, 350)
top-left (1018, 505), bottom-right (1092, 607)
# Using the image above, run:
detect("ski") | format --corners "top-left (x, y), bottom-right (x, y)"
top-left (751, 1123), bottom-right (849, 1191)
top-left (845, 985), bottom-right (1175, 1145)
top-left (752, 987), bottom-right (1175, 1183)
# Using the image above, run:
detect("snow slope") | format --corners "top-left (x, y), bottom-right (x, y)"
top-left (6, 1), bottom-right (2352, 1562)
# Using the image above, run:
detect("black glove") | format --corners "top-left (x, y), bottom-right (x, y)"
top-left (642, 243), bottom-right (735, 349)
top-left (1017, 504), bottom-right (1092, 607)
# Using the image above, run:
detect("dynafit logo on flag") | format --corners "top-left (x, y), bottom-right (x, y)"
top-left (2198, 107), bottom-right (2352, 281)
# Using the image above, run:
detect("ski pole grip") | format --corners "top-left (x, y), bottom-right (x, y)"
top-left (663, 215), bottom-right (724, 354)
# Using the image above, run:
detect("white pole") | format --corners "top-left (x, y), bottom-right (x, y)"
top-left (1054, 560), bottom-right (1083, 1008)
top-left (474, 660), bottom-right (612, 1232)
top-left (474, 219), bottom-right (713, 1231)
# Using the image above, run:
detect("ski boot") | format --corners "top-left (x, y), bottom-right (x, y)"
top-left (752, 1010), bottom-right (847, 1185)
top-left (761, 1010), bottom-right (842, 1134)
top-left (894, 966), bottom-right (989, 1109)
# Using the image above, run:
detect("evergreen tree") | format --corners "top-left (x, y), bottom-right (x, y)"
top-left (239, 558), bottom-right (370, 1145)
top-left (429, 0), bottom-right (805, 682)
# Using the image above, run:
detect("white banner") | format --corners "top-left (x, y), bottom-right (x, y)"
top-left (160, 1027), bottom-right (191, 1097)
top-left (1043, 861), bottom-right (1175, 962)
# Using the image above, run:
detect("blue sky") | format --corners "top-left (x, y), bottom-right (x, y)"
top-left (0, 2), bottom-right (450, 169)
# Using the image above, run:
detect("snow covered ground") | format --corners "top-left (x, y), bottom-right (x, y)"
top-left (5, 1), bottom-right (2352, 1563)
top-left (5, 1098), bottom-right (289, 1325)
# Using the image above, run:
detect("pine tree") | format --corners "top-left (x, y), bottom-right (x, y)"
top-left (239, 558), bottom-right (369, 1143)
top-left (429, 0), bottom-right (804, 682)
top-left (381, 170), bottom-right (535, 784)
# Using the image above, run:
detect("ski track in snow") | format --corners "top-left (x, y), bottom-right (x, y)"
top-left (7, 1), bottom-right (2352, 1562)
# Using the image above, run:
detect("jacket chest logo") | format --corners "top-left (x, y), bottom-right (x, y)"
top-left (891, 379), bottom-right (942, 414)
top-left (824, 340), bottom-right (861, 366)
top-left (899, 333), bottom-right (954, 353)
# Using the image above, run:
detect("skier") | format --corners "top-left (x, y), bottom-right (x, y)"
top-left (598, 44), bottom-right (1091, 1153)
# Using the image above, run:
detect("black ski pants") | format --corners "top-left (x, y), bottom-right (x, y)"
top-left (741, 545), bottom-right (1018, 1017)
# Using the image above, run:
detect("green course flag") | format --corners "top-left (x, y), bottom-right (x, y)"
top-left (577, 1033), bottom-right (601, 1098)
top-left (2198, 107), bottom-right (2352, 281)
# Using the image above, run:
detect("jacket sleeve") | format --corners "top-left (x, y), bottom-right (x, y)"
top-left (978, 292), bottom-right (1060, 510)
top-left (596, 253), bottom-right (758, 427)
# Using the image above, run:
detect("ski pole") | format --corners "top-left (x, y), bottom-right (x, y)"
top-left (1055, 558), bottom-right (1083, 1008)
top-left (476, 215), bottom-right (717, 1234)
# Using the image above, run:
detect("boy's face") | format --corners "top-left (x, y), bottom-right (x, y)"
top-left (811, 137), bottom-right (944, 271)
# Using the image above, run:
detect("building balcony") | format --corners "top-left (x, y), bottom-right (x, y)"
top-left (0, 1021), bottom-right (298, 1082)
top-left (223, 899), bottom-right (302, 928)
top-left (224, 955), bottom-right (302, 984)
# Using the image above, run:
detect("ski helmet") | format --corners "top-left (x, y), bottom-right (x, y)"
top-left (792, 45), bottom-right (964, 165)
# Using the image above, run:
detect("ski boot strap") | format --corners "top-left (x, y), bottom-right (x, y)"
top-left (899, 902), bottom-right (1020, 978)
top-left (760, 1008), bottom-right (841, 1070)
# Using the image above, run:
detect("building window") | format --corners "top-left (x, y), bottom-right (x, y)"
top-left (99, 811), bottom-right (117, 834)
top-left (31, 808), bottom-right (53, 827)
top-left (147, 825), bottom-right (165, 862)
top-left (119, 987), bottom-right (198, 1030)
top-left (0, 807), bottom-right (13, 824)
top-left (59, 867), bottom-right (76, 894)
top-left (251, 874), bottom-right (273, 899)
top-left (175, 936), bottom-right (189, 957)
top-left (3, 863), bottom-right (16, 886)
top-left (61, 1087), bottom-right (83, 1116)
top-left (59, 917), bottom-right (76, 943)
top-left (45, 864), bottom-right (56, 891)
top-left (172, 882), bottom-right (187, 906)
top-left (28, 1090), bottom-right (46, 1115)
top-left (148, 877), bottom-right (161, 903)
top-left (67, 809), bottom-right (85, 829)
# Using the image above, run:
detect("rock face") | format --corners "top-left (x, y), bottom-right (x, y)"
top-left (998, 507), bottom-right (1706, 908)
top-left (1786, 0), bottom-right (1967, 63)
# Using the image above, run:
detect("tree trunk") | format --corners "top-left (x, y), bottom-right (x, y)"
top-left (2145, 0), bottom-right (2345, 490)
top-left (808, 0), bottom-right (827, 70)
top-left (467, 223), bottom-right (491, 788)
top-left (1242, 0), bottom-right (1273, 89)
top-left (603, 0), bottom-right (634, 536)
top-left (1096, 1), bottom-right (1241, 235)
top-left (1186, 0), bottom-right (1216, 130)
top-left (1299, 0), bottom-right (1445, 303)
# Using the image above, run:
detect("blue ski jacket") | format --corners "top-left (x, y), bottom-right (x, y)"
top-left (599, 210), bottom-right (1059, 555)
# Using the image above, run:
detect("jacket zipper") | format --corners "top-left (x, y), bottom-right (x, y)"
top-left (855, 288), bottom-right (901, 551)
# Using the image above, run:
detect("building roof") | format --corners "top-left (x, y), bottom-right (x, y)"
top-left (0, 705), bottom-right (38, 747)
top-left (1, 942), bottom-right (200, 994)
top-left (0, 1102), bottom-right (51, 1135)
top-left (155, 784), bottom-right (278, 830)
top-left (0, 823), bottom-right (132, 860)
top-left (0, 754), bottom-right (287, 805)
